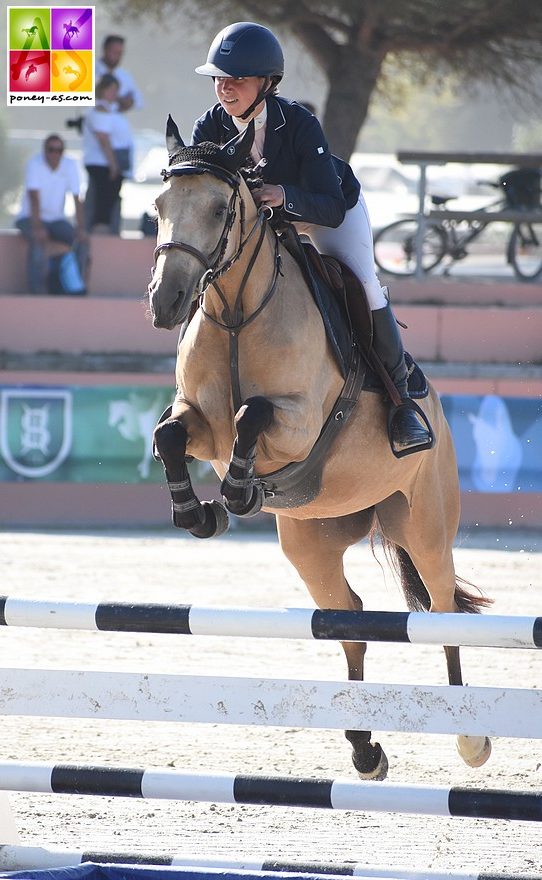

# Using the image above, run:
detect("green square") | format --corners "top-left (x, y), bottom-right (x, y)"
top-left (9, 7), bottom-right (51, 50)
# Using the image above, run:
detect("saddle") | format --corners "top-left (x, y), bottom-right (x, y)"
top-left (277, 223), bottom-right (428, 401)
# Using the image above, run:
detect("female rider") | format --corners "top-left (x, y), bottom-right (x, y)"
top-left (193, 22), bottom-right (431, 457)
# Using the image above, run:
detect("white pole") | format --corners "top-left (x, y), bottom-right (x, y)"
top-left (0, 793), bottom-right (18, 845)
top-left (0, 668), bottom-right (541, 738)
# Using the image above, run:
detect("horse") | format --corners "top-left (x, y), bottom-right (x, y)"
top-left (147, 116), bottom-right (492, 781)
top-left (63, 21), bottom-right (79, 39)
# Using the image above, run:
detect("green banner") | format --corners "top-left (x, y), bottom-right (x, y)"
top-left (0, 385), bottom-right (215, 484)
top-left (2, 385), bottom-right (542, 492)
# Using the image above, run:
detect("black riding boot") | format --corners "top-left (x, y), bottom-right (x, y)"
top-left (371, 302), bottom-right (433, 457)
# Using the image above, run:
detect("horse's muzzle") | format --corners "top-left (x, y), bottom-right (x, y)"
top-left (148, 286), bottom-right (187, 330)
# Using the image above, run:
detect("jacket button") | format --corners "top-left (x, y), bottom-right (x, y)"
top-left (288, 202), bottom-right (293, 209)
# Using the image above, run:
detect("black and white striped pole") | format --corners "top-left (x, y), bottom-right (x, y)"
top-left (0, 762), bottom-right (539, 822)
top-left (0, 844), bottom-right (540, 880)
top-left (1, 596), bottom-right (541, 648)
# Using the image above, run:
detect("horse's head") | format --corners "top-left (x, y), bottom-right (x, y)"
top-left (148, 115), bottom-right (256, 330)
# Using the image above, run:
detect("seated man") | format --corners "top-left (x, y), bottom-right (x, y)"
top-left (15, 133), bottom-right (88, 294)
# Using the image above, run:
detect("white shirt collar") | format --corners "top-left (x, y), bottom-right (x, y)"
top-left (231, 104), bottom-right (267, 133)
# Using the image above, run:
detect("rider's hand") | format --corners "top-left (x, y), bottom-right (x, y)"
top-left (253, 184), bottom-right (284, 209)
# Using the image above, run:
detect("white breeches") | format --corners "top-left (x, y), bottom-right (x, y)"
top-left (294, 192), bottom-right (387, 310)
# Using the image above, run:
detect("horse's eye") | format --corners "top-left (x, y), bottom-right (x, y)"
top-left (215, 205), bottom-right (227, 219)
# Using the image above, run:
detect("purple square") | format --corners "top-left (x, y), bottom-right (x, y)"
top-left (51, 8), bottom-right (93, 50)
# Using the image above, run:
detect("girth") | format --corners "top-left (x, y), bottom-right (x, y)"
top-left (254, 344), bottom-right (365, 509)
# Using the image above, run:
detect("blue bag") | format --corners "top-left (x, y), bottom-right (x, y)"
top-left (47, 251), bottom-right (86, 296)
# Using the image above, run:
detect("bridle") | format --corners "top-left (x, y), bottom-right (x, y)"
top-left (154, 161), bottom-right (243, 282)
top-left (152, 160), bottom-right (282, 412)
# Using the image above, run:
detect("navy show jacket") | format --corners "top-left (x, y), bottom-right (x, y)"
top-left (191, 95), bottom-right (361, 228)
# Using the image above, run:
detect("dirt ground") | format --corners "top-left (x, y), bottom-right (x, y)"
top-left (0, 525), bottom-right (540, 876)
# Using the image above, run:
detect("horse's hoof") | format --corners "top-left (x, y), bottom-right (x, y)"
top-left (189, 500), bottom-right (229, 539)
top-left (352, 741), bottom-right (389, 781)
top-left (456, 734), bottom-right (492, 768)
top-left (224, 484), bottom-right (263, 517)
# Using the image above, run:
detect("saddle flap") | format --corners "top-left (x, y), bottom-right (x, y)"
top-left (277, 224), bottom-right (352, 378)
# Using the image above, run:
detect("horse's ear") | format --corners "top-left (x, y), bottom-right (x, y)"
top-left (218, 120), bottom-right (255, 169)
top-left (166, 114), bottom-right (185, 165)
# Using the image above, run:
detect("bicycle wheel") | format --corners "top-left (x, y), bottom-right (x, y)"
top-left (508, 221), bottom-right (542, 280)
top-left (374, 219), bottom-right (447, 277)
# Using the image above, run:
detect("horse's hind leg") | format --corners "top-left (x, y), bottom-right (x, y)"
top-left (276, 510), bottom-right (388, 781)
top-left (154, 412), bottom-right (228, 539)
top-left (375, 484), bottom-right (492, 768)
top-left (221, 396), bottom-right (274, 516)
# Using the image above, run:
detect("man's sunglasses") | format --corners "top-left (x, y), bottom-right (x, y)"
top-left (46, 146), bottom-right (63, 153)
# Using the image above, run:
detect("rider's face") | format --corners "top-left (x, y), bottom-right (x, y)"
top-left (214, 76), bottom-right (266, 118)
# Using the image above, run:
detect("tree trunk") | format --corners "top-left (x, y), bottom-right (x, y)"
top-left (320, 43), bottom-right (383, 160)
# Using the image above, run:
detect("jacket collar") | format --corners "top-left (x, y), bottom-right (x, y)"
top-left (219, 97), bottom-right (286, 166)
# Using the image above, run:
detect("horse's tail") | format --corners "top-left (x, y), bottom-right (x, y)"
top-left (376, 533), bottom-right (492, 614)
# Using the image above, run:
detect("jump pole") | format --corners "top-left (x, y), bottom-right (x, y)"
top-left (0, 761), bottom-right (539, 821)
top-left (1, 596), bottom-right (541, 648)
top-left (0, 846), bottom-right (540, 880)
top-left (0, 667), bottom-right (540, 739)
top-left (0, 794), bottom-right (17, 846)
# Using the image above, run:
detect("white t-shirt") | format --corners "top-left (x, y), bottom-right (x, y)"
top-left (82, 104), bottom-right (134, 172)
top-left (95, 60), bottom-right (144, 109)
top-left (17, 153), bottom-right (81, 222)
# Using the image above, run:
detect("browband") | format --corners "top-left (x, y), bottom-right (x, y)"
top-left (162, 161), bottom-right (240, 189)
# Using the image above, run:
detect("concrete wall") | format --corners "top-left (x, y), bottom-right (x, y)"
top-left (2, 292), bottom-right (540, 366)
top-left (2, 232), bottom-right (541, 529)
top-left (0, 231), bottom-right (155, 298)
top-left (3, 482), bottom-right (540, 530)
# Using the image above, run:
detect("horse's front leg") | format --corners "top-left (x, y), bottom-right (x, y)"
top-left (154, 411), bottom-right (229, 539)
top-left (220, 395), bottom-right (274, 517)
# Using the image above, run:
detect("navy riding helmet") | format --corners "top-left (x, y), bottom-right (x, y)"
top-left (195, 21), bottom-right (284, 80)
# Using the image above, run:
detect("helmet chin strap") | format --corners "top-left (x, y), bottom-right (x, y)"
top-left (238, 77), bottom-right (277, 120)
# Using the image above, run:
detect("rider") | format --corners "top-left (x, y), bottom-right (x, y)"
top-left (193, 22), bottom-right (432, 457)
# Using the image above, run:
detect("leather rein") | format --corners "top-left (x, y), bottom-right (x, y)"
top-left (153, 161), bottom-right (282, 413)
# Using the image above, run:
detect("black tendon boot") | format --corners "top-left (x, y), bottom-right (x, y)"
top-left (371, 302), bottom-right (434, 457)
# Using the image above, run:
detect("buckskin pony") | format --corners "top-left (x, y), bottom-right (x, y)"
top-left (147, 117), bottom-right (491, 780)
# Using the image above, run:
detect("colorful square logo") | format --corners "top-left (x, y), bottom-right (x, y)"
top-left (7, 7), bottom-right (95, 106)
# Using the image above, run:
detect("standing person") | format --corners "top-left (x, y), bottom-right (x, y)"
top-left (192, 22), bottom-right (431, 456)
top-left (92, 35), bottom-right (142, 232)
top-left (95, 34), bottom-right (143, 113)
top-left (82, 74), bottom-right (134, 234)
top-left (15, 133), bottom-right (87, 295)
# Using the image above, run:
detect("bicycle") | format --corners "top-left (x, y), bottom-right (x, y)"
top-left (373, 168), bottom-right (542, 281)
